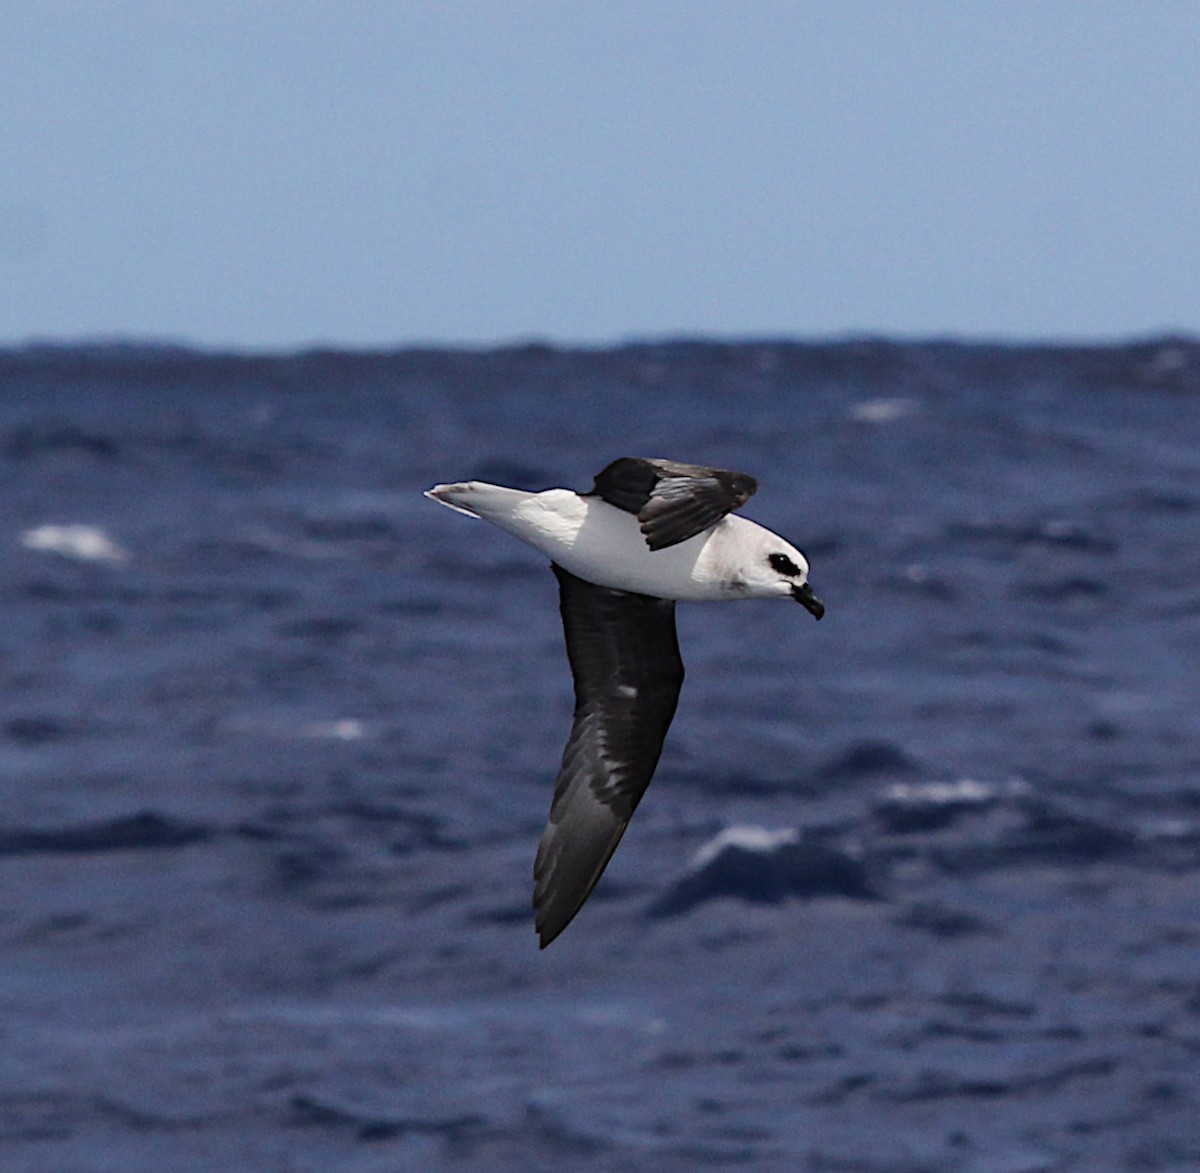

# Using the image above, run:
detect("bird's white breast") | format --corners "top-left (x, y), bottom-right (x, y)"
top-left (468, 486), bottom-right (771, 601)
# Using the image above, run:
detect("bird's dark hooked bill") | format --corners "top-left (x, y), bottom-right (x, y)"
top-left (792, 581), bottom-right (825, 619)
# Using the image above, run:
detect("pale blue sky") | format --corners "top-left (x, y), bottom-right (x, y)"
top-left (2, 2), bottom-right (1198, 350)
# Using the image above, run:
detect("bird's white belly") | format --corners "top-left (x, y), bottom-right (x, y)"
top-left (503, 491), bottom-right (742, 600)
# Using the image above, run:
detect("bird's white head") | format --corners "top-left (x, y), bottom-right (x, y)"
top-left (722, 531), bottom-right (825, 618)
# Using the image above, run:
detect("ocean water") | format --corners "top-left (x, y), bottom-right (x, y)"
top-left (1, 338), bottom-right (1199, 1171)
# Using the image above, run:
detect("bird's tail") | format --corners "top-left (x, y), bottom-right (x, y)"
top-left (424, 482), bottom-right (483, 517)
top-left (424, 481), bottom-right (534, 520)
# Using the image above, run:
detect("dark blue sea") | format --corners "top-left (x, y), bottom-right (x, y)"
top-left (2, 338), bottom-right (1199, 1171)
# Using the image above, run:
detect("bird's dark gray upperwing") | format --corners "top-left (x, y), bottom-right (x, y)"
top-left (587, 457), bottom-right (758, 551)
top-left (534, 564), bottom-right (685, 948)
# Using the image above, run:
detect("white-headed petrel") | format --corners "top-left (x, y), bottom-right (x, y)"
top-left (425, 457), bottom-right (824, 947)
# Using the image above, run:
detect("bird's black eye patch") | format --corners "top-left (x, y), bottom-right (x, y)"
top-left (768, 552), bottom-right (802, 577)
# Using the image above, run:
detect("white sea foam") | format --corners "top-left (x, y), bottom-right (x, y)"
top-left (849, 397), bottom-right (917, 424)
top-left (691, 825), bottom-right (799, 868)
top-left (302, 718), bottom-right (365, 740)
top-left (882, 777), bottom-right (1028, 805)
top-left (20, 524), bottom-right (128, 564)
top-left (221, 716), bottom-right (367, 741)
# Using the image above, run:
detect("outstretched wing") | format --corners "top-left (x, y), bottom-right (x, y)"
top-left (533, 564), bottom-right (685, 948)
top-left (587, 457), bottom-right (758, 550)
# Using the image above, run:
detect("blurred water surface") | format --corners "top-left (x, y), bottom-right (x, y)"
top-left (1, 339), bottom-right (1199, 1171)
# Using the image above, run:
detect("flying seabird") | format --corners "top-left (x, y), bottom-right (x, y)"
top-left (425, 457), bottom-right (824, 947)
